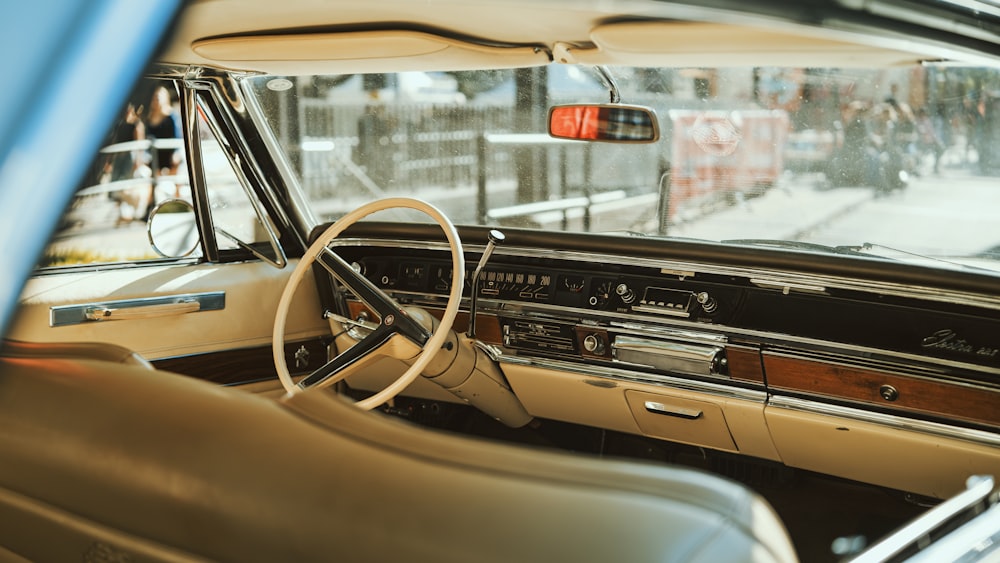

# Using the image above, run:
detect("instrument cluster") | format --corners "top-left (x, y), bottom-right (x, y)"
top-left (347, 253), bottom-right (740, 324)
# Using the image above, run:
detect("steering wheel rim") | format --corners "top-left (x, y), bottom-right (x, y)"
top-left (273, 197), bottom-right (465, 410)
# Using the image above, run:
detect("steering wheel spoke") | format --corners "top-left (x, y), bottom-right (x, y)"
top-left (315, 247), bottom-right (430, 346)
top-left (273, 198), bottom-right (465, 410)
top-left (297, 324), bottom-right (395, 389)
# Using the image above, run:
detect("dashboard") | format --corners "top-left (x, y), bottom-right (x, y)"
top-left (333, 238), bottom-right (1000, 383)
top-left (315, 223), bottom-right (1000, 499)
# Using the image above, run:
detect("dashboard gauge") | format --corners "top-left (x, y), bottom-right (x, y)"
top-left (479, 269), bottom-right (550, 301)
top-left (589, 280), bottom-right (614, 308)
top-left (561, 275), bottom-right (585, 293)
top-left (433, 265), bottom-right (451, 292)
top-left (399, 262), bottom-right (427, 290)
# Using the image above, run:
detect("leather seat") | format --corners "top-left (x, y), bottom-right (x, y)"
top-left (0, 356), bottom-right (797, 562)
top-left (1, 338), bottom-right (152, 369)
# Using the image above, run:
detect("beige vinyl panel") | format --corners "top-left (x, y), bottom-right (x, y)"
top-left (625, 389), bottom-right (737, 452)
top-left (503, 363), bottom-right (780, 461)
top-left (190, 30), bottom-right (551, 75)
top-left (765, 404), bottom-right (1000, 499)
top-left (10, 260), bottom-right (328, 361)
top-left (559, 21), bottom-right (941, 68)
top-left (342, 357), bottom-right (467, 404)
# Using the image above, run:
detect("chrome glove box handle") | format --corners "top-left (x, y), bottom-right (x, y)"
top-left (643, 401), bottom-right (703, 419)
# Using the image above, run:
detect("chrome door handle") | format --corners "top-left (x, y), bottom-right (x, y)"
top-left (84, 299), bottom-right (200, 322)
top-left (50, 291), bottom-right (225, 327)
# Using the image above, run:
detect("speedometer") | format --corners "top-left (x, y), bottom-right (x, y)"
top-left (479, 269), bottom-right (551, 302)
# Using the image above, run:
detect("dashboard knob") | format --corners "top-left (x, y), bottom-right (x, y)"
top-left (615, 283), bottom-right (636, 304)
top-left (583, 333), bottom-right (605, 355)
top-left (879, 384), bottom-right (899, 402)
top-left (696, 291), bottom-right (718, 314)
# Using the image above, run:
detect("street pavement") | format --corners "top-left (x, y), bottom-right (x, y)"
top-left (664, 167), bottom-right (1000, 261)
top-left (666, 173), bottom-right (874, 242)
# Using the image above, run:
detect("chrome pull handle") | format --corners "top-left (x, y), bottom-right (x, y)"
top-left (643, 401), bottom-right (703, 420)
top-left (84, 299), bottom-right (200, 322)
top-left (51, 291), bottom-right (225, 327)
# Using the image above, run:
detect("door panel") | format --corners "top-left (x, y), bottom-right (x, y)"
top-left (10, 259), bottom-right (327, 363)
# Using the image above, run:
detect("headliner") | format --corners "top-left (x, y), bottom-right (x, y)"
top-left (158, 0), bottom-right (1000, 75)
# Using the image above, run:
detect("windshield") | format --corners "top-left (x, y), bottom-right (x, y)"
top-left (246, 65), bottom-right (1000, 273)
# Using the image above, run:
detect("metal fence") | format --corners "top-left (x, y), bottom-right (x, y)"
top-left (298, 101), bottom-right (521, 203)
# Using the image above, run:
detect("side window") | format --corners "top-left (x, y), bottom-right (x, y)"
top-left (39, 78), bottom-right (191, 268)
top-left (38, 78), bottom-right (284, 270)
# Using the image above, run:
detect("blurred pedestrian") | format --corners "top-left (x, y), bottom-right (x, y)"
top-left (147, 85), bottom-right (182, 177)
top-left (915, 106), bottom-right (944, 174)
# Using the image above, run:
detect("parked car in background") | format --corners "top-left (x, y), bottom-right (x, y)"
top-left (3, 0), bottom-right (1000, 561)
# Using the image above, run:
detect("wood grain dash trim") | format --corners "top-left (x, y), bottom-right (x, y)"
top-left (763, 352), bottom-right (1000, 429)
top-left (726, 345), bottom-right (764, 383)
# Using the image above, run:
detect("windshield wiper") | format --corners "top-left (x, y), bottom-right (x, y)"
top-left (841, 242), bottom-right (997, 272)
top-left (721, 239), bottom-right (868, 256)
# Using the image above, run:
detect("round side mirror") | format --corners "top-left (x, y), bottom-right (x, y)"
top-left (146, 199), bottom-right (200, 258)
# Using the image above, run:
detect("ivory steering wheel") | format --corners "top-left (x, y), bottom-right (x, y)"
top-left (273, 198), bottom-right (465, 410)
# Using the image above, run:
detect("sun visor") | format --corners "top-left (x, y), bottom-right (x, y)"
top-left (192, 30), bottom-right (551, 74)
top-left (560, 21), bottom-right (940, 67)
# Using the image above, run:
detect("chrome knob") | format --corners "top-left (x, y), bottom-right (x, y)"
top-left (696, 291), bottom-right (717, 314)
top-left (615, 283), bottom-right (636, 304)
top-left (583, 333), bottom-right (605, 355)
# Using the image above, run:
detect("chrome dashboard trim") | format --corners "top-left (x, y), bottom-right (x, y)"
top-left (499, 354), bottom-right (768, 403)
top-left (327, 237), bottom-right (1000, 313)
top-left (612, 335), bottom-right (724, 376)
top-left (329, 239), bottom-right (1000, 378)
top-left (494, 300), bottom-right (1000, 379)
top-left (353, 288), bottom-right (1000, 379)
top-left (767, 395), bottom-right (1000, 447)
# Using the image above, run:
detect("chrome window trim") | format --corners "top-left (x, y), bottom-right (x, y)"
top-left (182, 84), bottom-right (221, 263)
top-left (184, 69), bottom-right (307, 254)
top-left (192, 90), bottom-right (287, 269)
top-left (237, 75), bottom-right (321, 239)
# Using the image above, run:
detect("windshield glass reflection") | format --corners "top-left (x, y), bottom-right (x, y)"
top-left (247, 65), bottom-right (1000, 273)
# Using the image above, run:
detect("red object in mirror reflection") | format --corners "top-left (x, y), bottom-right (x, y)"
top-left (550, 106), bottom-right (601, 139)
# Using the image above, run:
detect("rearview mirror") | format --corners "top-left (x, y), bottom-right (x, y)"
top-left (548, 104), bottom-right (659, 143)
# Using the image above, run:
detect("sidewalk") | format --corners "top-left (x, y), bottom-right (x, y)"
top-left (664, 176), bottom-right (874, 242)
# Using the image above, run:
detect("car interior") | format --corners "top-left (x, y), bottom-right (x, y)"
top-left (2, 0), bottom-right (1000, 561)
